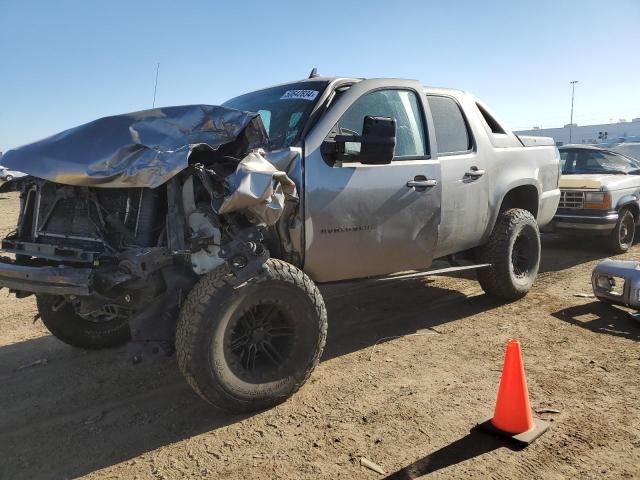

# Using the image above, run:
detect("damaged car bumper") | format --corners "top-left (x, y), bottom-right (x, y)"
top-left (592, 259), bottom-right (640, 307)
top-left (0, 261), bottom-right (92, 296)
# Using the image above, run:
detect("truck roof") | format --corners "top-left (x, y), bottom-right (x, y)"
top-left (249, 77), bottom-right (467, 97)
top-left (423, 85), bottom-right (467, 96)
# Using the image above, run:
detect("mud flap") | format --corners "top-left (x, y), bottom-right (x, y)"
top-left (127, 292), bottom-right (179, 363)
top-left (127, 265), bottom-right (197, 363)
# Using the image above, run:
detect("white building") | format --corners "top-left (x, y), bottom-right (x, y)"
top-left (516, 118), bottom-right (640, 145)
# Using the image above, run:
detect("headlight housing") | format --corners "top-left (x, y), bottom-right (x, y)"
top-left (584, 191), bottom-right (612, 209)
top-left (595, 274), bottom-right (614, 290)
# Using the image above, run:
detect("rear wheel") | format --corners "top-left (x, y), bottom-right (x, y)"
top-left (608, 208), bottom-right (635, 254)
top-left (476, 208), bottom-right (541, 301)
top-left (36, 295), bottom-right (131, 349)
top-left (176, 259), bottom-right (327, 413)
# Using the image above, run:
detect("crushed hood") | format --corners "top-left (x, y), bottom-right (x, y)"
top-left (0, 105), bottom-right (268, 189)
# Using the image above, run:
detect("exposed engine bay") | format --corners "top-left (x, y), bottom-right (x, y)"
top-left (0, 105), bottom-right (302, 361)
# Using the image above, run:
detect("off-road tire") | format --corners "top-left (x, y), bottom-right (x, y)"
top-left (36, 294), bottom-right (131, 349)
top-left (608, 208), bottom-right (635, 254)
top-left (176, 259), bottom-right (327, 413)
top-left (476, 208), bottom-right (541, 301)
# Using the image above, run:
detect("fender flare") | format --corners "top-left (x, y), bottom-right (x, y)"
top-left (616, 194), bottom-right (640, 220)
top-left (484, 178), bottom-right (542, 241)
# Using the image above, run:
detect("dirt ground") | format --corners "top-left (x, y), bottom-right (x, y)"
top-left (0, 190), bottom-right (638, 480)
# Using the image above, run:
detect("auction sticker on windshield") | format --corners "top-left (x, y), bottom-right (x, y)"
top-left (280, 90), bottom-right (318, 101)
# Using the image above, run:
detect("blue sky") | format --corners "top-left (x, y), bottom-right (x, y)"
top-left (1, 0), bottom-right (639, 152)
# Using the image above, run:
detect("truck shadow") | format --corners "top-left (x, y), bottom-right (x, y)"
top-left (0, 278), bottom-right (502, 480)
top-left (0, 336), bottom-right (250, 480)
top-left (552, 301), bottom-right (640, 342)
top-left (321, 278), bottom-right (502, 360)
top-left (539, 233), bottom-right (628, 273)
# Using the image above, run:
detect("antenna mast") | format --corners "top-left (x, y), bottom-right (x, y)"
top-left (152, 62), bottom-right (160, 108)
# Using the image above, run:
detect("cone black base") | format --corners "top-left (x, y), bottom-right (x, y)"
top-left (476, 416), bottom-right (549, 446)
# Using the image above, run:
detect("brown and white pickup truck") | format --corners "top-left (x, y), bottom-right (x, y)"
top-left (549, 145), bottom-right (640, 253)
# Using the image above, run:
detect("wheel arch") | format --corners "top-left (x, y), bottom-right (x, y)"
top-left (617, 196), bottom-right (640, 223)
top-left (484, 181), bottom-right (541, 241)
top-left (499, 184), bottom-right (540, 217)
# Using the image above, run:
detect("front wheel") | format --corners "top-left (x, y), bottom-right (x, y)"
top-left (476, 208), bottom-right (541, 301)
top-left (36, 295), bottom-right (131, 349)
top-left (608, 208), bottom-right (635, 254)
top-left (176, 259), bottom-right (327, 413)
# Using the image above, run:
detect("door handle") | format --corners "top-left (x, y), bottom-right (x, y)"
top-left (465, 166), bottom-right (485, 178)
top-left (407, 179), bottom-right (438, 188)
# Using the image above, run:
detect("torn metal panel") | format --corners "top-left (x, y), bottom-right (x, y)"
top-left (263, 148), bottom-right (302, 173)
top-left (262, 148), bottom-right (304, 264)
top-left (219, 151), bottom-right (298, 226)
top-left (1, 105), bottom-right (268, 189)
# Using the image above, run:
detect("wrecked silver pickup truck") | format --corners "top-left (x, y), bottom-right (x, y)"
top-left (0, 76), bottom-right (560, 412)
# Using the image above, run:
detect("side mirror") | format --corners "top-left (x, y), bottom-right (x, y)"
top-left (358, 116), bottom-right (396, 164)
top-left (321, 116), bottom-right (396, 165)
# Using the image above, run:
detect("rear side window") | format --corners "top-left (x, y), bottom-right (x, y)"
top-left (476, 102), bottom-right (506, 134)
top-left (427, 95), bottom-right (472, 154)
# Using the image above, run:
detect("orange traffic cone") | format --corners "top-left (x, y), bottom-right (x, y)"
top-left (477, 339), bottom-right (549, 446)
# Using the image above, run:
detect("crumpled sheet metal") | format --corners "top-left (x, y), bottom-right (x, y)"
top-left (1, 105), bottom-right (268, 189)
top-left (219, 151), bottom-right (298, 226)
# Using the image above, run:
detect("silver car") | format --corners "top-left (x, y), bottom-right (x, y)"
top-left (0, 165), bottom-right (26, 182)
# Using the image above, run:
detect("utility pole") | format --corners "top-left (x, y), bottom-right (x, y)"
top-left (569, 80), bottom-right (578, 143)
top-left (152, 62), bottom-right (160, 108)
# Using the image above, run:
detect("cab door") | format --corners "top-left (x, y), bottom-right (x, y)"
top-left (426, 94), bottom-right (490, 256)
top-left (302, 80), bottom-right (441, 282)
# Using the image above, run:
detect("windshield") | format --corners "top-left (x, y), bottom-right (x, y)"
top-left (611, 143), bottom-right (640, 161)
top-left (223, 81), bottom-right (328, 150)
top-left (560, 148), bottom-right (640, 175)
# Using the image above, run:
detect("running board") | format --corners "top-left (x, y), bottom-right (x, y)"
top-left (321, 263), bottom-right (492, 287)
top-left (375, 263), bottom-right (491, 282)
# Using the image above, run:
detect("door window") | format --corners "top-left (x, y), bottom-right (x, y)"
top-left (427, 95), bottom-right (472, 154)
top-left (336, 89), bottom-right (427, 159)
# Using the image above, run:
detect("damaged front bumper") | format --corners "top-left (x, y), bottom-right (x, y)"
top-left (0, 260), bottom-right (92, 296)
top-left (592, 259), bottom-right (640, 308)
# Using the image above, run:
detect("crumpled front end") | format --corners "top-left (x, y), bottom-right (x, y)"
top-left (0, 105), bottom-right (302, 360)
